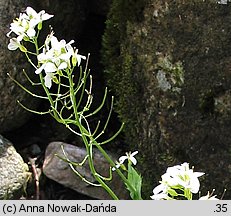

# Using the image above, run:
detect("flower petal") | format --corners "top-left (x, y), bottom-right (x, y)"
top-left (188, 176), bottom-right (200, 193)
top-left (41, 13), bottom-right (54, 21)
top-left (118, 156), bottom-right (127, 164)
top-left (193, 172), bottom-right (205, 178)
top-left (8, 38), bottom-right (20, 50)
top-left (27, 28), bottom-right (36, 37)
top-left (130, 156), bottom-right (137, 165)
top-left (131, 151), bottom-right (138, 157)
top-left (58, 62), bottom-right (67, 70)
top-left (44, 62), bottom-right (57, 73)
top-left (153, 183), bottom-right (167, 195)
top-left (44, 73), bottom-right (53, 88)
top-left (76, 54), bottom-right (86, 66)
top-left (26, 7), bottom-right (37, 17)
top-left (35, 64), bottom-right (45, 74)
top-left (150, 193), bottom-right (168, 200)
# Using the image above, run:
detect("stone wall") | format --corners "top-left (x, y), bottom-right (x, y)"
top-left (102, 0), bottom-right (231, 198)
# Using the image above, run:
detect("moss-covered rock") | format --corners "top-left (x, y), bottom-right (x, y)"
top-left (102, 0), bottom-right (231, 199)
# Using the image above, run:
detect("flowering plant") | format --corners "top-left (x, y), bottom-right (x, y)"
top-left (7, 6), bottom-right (141, 200)
top-left (7, 7), bottom-right (222, 200)
top-left (151, 162), bottom-right (220, 200)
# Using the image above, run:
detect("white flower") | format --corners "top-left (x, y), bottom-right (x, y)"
top-left (35, 35), bottom-right (86, 88)
top-left (199, 192), bottom-right (219, 200)
top-left (36, 61), bottom-right (68, 74)
top-left (180, 170), bottom-right (204, 194)
top-left (71, 49), bottom-right (86, 67)
top-left (112, 161), bottom-right (123, 171)
top-left (119, 151), bottom-right (138, 165)
top-left (36, 35), bottom-right (85, 72)
top-left (112, 151), bottom-right (138, 171)
top-left (76, 54), bottom-right (86, 66)
top-left (8, 38), bottom-right (21, 50)
top-left (35, 36), bottom-right (73, 74)
top-left (44, 72), bottom-right (55, 89)
top-left (7, 6), bottom-right (53, 40)
top-left (161, 162), bottom-right (204, 194)
top-left (25, 6), bottom-right (53, 24)
top-left (150, 183), bottom-right (169, 200)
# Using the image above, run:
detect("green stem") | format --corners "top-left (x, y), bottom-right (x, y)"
top-left (29, 37), bottom-right (135, 199)
top-left (93, 140), bottom-right (138, 196)
top-left (67, 70), bottom-right (119, 200)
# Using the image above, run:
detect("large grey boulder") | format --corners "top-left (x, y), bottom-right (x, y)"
top-left (102, 0), bottom-right (231, 198)
top-left (43, 142), bottom-right (128, 199)
top-left (0, 135), bottom-right (30, 199)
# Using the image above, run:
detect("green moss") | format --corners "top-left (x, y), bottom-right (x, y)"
top-left (102, 0), bottom-right (147, 142)
top-left (102, 0), bottom-right (186, 199)
top-left (102, 0), bottom-right (151, 198)
top-left (199, 89), bottom-right (215, 114)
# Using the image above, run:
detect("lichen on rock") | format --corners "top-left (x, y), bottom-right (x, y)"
top-left (155, 54), bottom-right (184, 93)
top-left (0, 135), bottom-right (30, 199)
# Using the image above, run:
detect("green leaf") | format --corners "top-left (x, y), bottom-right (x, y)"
top-left (125, 164), bottom-right (142, 200)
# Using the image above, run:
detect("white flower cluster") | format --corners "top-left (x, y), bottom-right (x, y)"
top-left (151, 162), bottom-right (205, 200)
top-left (7, 6), bottom-right (53, 50)
top-left (7, 6), bottom-right (86, 89)
top-left (35, 34), bottom-right (86, 88)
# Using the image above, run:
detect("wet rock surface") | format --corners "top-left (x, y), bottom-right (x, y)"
top-left (0, 135), bottom-right (30, 199)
